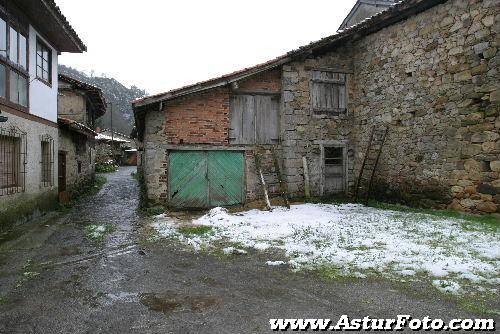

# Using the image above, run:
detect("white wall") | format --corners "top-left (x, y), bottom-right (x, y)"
top-left (28, 25), bottom-right (58, 123)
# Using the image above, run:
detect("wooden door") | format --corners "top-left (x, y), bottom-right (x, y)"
top-left (324, 147), bottom-right (345, 194)
top-left (169, 151), bottom-right (245, 208)
top-left (58, 151), bottom-right (66, 192)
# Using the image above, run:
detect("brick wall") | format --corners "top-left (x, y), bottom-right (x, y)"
top-left (165, 88), bottom-right (230, 145)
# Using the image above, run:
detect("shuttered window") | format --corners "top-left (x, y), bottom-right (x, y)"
top-left (41, 139), bottom-right (54, 187)
top-left (311, 71), bottom-right (347, 116)
top-left (229, 95), bottom-right (279, 144)
top-left (0, 128), bottom-right (26, 196)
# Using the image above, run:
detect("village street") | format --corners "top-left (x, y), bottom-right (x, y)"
top-left (0, 167), bottom-right (496, 333)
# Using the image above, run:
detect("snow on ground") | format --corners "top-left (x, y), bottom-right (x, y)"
top-left (152, 204), bottom-right (500, 294)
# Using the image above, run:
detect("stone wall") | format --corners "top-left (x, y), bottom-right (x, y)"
top-left (59, 128), bottom-right (96, 196)
top-left (349, 0), bottom-right (499, 212)
top-left (58, 90), bottom-right (88, 124)
top-left (0, 111), bottom-right (59, 225)
top-left (281, 49), bottom-right (356, 197)
top-left (139, 0), bottom-right (498, 213)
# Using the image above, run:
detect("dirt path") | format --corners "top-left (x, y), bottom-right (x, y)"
top-left (0, 167), bottom-right (493, 333)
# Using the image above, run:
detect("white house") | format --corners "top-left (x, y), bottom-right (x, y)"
top-left (0, 0), bottom-right (86, 224)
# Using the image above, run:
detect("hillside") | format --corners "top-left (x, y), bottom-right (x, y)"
top-left (58, 64), bottom-right (147, 134)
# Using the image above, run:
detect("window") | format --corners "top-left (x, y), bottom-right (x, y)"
top-left (41, 139), bottom-right (54, 187)
top-left (324, 147), bottom-right (343, 166)
top-left (0, 128), bottom-right (26, 195)
top-left (311, 70), bottom-right (347, 116)
top-left (36, 39), bottom-right (51, 83)
top-left (77, 161), bottom-right (82, 174)
top-left (229, 94), bottom-right (280, 144)
top-left (10, 71), bottom-right (27, 106)
top-left (0, 17), bottom-right (29, 109)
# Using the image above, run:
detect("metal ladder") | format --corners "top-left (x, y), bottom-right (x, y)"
top-left (354, 126), bottom-right (389, 205)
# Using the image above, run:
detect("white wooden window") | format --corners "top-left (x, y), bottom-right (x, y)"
top-left (311, 70), bottom-right (347, 116)
top-left (229, 94), bottom-right (279, 145)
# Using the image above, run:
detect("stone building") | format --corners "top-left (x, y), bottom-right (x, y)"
top-left (338, 0), bottom-right (398, 31)
top-left (0, 0), bottom-right (86, 225)
top-left (57, 74), bottom-right (106, 201)
top-left (133, 0), bottom-right (499, 213)
top-left (95, 129), bottom-right (134, 165)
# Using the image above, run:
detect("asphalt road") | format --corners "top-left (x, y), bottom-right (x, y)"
top-left (0, 167), bottom-right (493, 333)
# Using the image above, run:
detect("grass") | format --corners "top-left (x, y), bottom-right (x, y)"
top-left (96, 163), bottom-right (118, 173)
top-left (58, 176), bottom-right (107, 212)
top-left (142, 206), bottom-right (166, 217)
top-left (367, 201), bottom-right (499, 229)
top-left (178, 225), bottom-right (213, 236)
top-left (84, 224), bottom-right (114, 243)
top-left (0, 296), bottom-right (6, 305)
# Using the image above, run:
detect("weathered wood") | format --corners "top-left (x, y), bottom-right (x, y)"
top-left (311, 70), bottom-right (347, 113)
top-left (272, 147), bottom-right (290, 208)
top-left (354, 127), bottom-right (375, 202)
top-left (365, 127), bottom-right (389, 204)
top-left (230, 94), bottom-right (279, 145)
top-left (302, 156), bottom-right (311, 198)
top-left (253, 151), bottom-right (272, 211)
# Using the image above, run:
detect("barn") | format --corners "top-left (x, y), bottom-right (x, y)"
top-left (133, 0), bottom-right (499, 213)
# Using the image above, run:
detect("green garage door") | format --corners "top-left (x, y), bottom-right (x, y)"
top-left (169, 151), bottom-right (244, 208)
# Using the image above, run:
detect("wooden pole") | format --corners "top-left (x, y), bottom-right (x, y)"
top-left (254, 151), bottom-right (272, 211)
top-left (302, 156), bottom-right (311, 198)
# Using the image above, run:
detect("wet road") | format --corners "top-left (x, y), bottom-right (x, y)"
top-left (0, 167), bottom-right (491, 333)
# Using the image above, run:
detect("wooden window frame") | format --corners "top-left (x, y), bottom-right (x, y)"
top-left (0, 126), bottom-right (27, 196)
top-left (310, 69), bottom-right (348, 118)
top-left (36, 38), bottom-right (52, 87)
top-left (0, 13), bottom-right (29, 112)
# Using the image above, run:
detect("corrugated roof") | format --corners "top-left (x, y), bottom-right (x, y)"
top-left (133, 0), bottom-right (447, 110)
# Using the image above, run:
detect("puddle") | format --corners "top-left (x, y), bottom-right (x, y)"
top-left (139, 292), bottom-right (220, 314)
top-left (139, 293), bottom-right (182, 314)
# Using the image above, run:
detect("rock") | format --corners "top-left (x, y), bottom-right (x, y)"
top-left (483, 47), bottom-right (497, 59)
top-left (482, 15), bottom-right (494, 27)
top-left (476, 202), bottom-right (498, 213)
top-left (451, 185), bottom-right (463, 193)
top-left (490, 90), bottom-right (500, 102)
top-left (454, 70), bottom-right (472, 82)
top-left (477, 182), bottom-right (500, 196)
top-left (464, 185), bottom-right (477, 194)
top-left (490, 161), bottom-right (500, 172)
top-left (464, 159), bottom-right (482, 172)
top-left (448, 199), bottom-right (464, 211)
top-left (480, 194), bottom-right (493, 202)
top-left (473, 42), bottom-right (489, 54)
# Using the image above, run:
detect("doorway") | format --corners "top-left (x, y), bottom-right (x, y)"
top-left (323, 146), bottom-right (347, 194)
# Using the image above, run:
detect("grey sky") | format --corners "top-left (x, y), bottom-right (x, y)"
top-left (57, 0), bottom-right (357, 95)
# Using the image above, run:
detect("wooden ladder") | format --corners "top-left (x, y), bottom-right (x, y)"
top-left (354, 126), bottom-right (389, 205)
top-left (253, 148), bottom-right (290, 210)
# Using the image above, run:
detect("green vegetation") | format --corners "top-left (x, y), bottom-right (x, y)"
top-left (367, 201), bottom-right (499, 228)
top-left (0, 296), bottom-right (6, 305)
top-left (96, 162), bottom-right (118, 173)
top-left (178, 225), bottom-right (213, 236)
top-left (58, 176), bottom-right (107, 212)
top-left (84, 224), bottom-right (114, 243)
top-left (133, 169), bottom-right (167, 217)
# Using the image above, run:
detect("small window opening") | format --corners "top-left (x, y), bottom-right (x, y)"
top-left (325, 147), bottom-right (343, 166)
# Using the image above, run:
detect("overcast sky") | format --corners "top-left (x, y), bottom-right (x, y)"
top-left (57, 0), bottom-right (357, 95)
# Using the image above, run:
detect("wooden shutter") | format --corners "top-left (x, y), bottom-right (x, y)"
top-left (230, 95), bottom-right (255, 144)
top-left (255, 96), bottom-right (279, 144)
top-left (230, 94), bottom-right (280, 145)
top-left (311, 71), bottom-right (347, 115)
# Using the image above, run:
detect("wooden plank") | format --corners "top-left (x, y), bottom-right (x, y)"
top-left (302, 156), bottom-right (311, 198)
top-left (253, 151), bottom-right (271, 211)
top-left (229, 95), bottom-right (243, 144)
top-left (256, 96), bottom-right (279, 144)
top-left (242, 95), bottom-right (255, 144)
